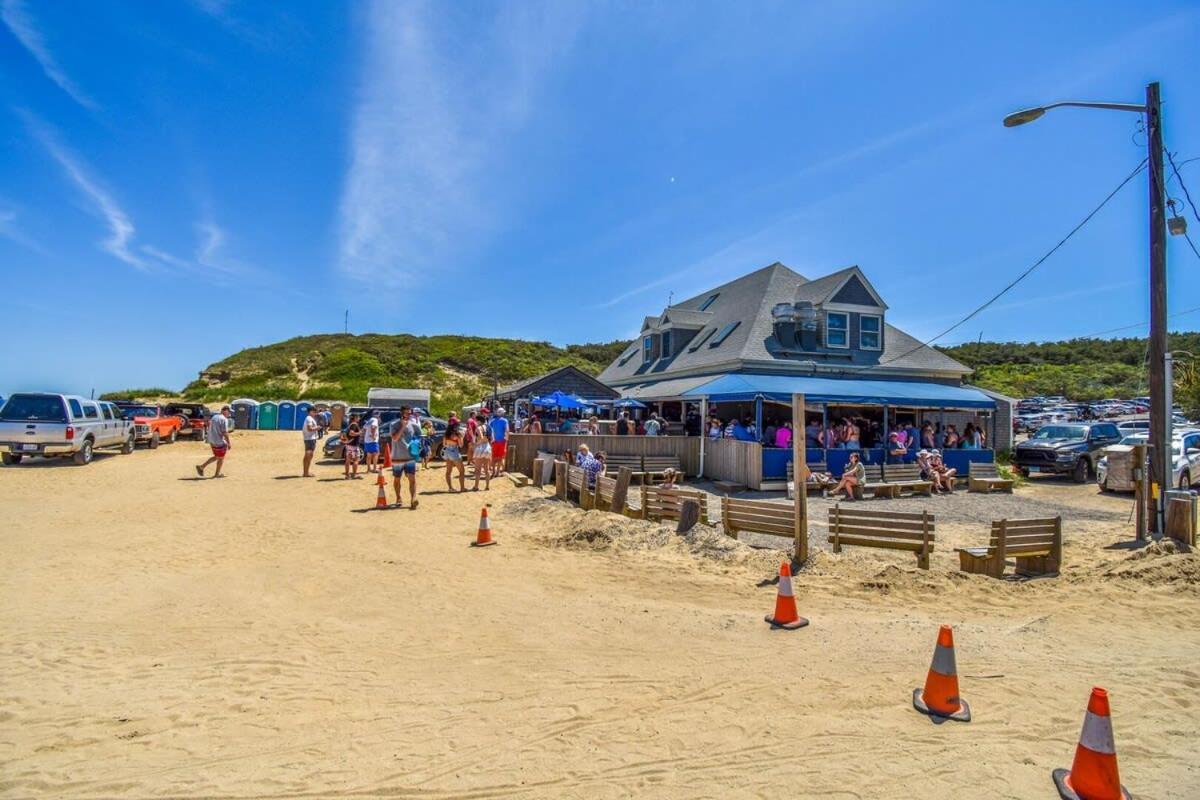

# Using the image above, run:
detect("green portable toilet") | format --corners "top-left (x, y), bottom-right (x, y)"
top-left (258, 401), bottom-right (278, 430)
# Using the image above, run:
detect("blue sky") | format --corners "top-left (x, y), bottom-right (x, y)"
top-left (2, 0), bottom-right (1198, 397)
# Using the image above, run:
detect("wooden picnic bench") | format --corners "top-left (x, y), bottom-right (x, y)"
top-left (604, 454), bottom-right (646, 483)
top-left (832, 463), bottom-right (891, 499)
top-left (643, 454), bottom-right (684, 482)
top-left (566, 464), bottom-right (591, 507)
top-left (787, 461), bottom-right (831, 498)
top-left (882, 464), bottom-right (934, 497)
top-left (721, 496), bottom-right (796, 540)
top-left (640, 486), bottom-right (709, 524)
top-left (967, 462), bottom-right (1014, 494)
top-left (828, 504), bottom-right (935, 569)
top-left (594, 474), bottom-right (618, 512)
top-left (957, 516), bottom-right (1062, 577)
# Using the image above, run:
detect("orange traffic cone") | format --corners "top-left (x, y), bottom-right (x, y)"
top-left (375, 481), bottom-right (388, 509)
top-left (471, 507), bottom-right (497, 547)
top-left (913, 625), bottom-right (971, 722)
top-left (1053, 687), bottom-right (1132, 800)
top-left (376, 467), bottom-right (386, 487)
top-left (382, 440), bottom-right (392, 469)
top-left (764, 562), bottom-right (808, 629)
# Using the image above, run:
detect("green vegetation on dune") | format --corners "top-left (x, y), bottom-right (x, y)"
top-left (99, 388), bottom-right (177, 401)
top-left (180, 334), bottom-right (631, 416)
top-left (938, 332), bottom-right (1200, 414)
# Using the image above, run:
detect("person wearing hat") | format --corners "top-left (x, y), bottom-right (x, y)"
top-left (929, 450), bottom-right (957, 493)
top-left (196, 405), bottom-right (232, 479)
top-left (488, 407), bottom-right (509, 478)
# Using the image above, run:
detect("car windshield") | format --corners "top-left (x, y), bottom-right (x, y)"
top-left (0, 394), bottom-right (67, 422)
top-left (121, 406), bottom-right (159, 418)
top-left (1032, 425), bottom-right (1087, 440)
top-left (1119, 435), bottom-right (1148, 446)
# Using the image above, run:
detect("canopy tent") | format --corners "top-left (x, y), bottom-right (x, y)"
top-left (530, 391), bottom-right (590, 410)
top-left (613, 398), bottom-right (647, 409)
top-left (681, 373), bottom-right (995, 410)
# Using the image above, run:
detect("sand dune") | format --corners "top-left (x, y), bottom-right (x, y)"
top-left (1, 430), bottom-right (1196, 798)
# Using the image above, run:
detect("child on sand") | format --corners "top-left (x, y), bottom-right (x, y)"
top-left (472, 426), bottom-right (492, 491)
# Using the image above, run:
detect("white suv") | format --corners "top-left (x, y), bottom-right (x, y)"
top-left (0, 393), bottom-right (135, 466)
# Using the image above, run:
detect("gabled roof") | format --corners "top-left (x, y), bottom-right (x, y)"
top-left (496, 364), bottom-right (618, 400)
top-left (597, 261), bottom-right (968, 387)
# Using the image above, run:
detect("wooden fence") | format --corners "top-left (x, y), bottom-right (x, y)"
top-left (702, 439), bottom-right (762, 487)
top-left (507, 434), bottom-right (700, 477)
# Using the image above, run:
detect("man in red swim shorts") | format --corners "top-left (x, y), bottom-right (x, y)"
top-left (196, 405), bottom-right (232, 478)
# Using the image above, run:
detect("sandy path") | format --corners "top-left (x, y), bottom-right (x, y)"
top-left (1, 431), bottom-right (1197, 798)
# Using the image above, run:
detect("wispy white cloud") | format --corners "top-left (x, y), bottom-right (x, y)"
top-left (1, 0), bottom-right (97, 111)
top-left (0, 207), bottom-right (49, 255)
top-left (337, 0), bottom-right (584, 285)
top-left (25, 116), bottom-right (151, 270)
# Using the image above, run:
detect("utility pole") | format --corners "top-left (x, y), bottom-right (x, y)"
top-left (344, 309), bottom-right (349, 335)
top-left (1146, 82), bottom-right (1168, 536)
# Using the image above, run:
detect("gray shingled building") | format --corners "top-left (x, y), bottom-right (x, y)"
top-left (598, 262), bottom-right (1012, 478)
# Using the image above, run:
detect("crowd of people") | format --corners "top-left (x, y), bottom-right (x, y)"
top-left (698, 413), bottom-right (988, 457)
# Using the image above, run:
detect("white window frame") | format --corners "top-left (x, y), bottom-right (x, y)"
top-left (859, 314), bottom-right (882, 351)
top-left (825, 312), bottom-right (849, 349)
top-left (642, 336), bottom-right (653, 364)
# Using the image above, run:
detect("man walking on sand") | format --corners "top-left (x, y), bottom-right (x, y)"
top-left (301, 406), bottom-right (320, 477)
top-left (488, 407), bottom-right (509, 478)
top-left (389, 405), bottom-right (422, 509)
top-left (196, 405), bottom-right (232, 478)
top-left (362, 409), bottom-right (380, 473)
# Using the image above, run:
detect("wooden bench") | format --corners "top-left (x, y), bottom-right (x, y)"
top-left (787, 461), bottom-right (831, 498)
top-left (967, 462), bottom-right (1014, 494)
top-left (721, 497), bottom-right (796, 541)
top-left (957, 517), bottom-right (1062, 577)
top-left (566, 464), bottom-right (594, 509)
top-left (594, 474), bottom-right (618, 512)
top-left (604, 454), bottom-right (646, 483)
top-left (830, 463), bottom-right (891, 499)
top-left (828, 505), bottom-right (935, 569)
top-left (882, 464), bottom-right (934, 497)
top-left (640, 486), bottom-right (709, 524)
top-left (643, 454), bottom-right (684, 482)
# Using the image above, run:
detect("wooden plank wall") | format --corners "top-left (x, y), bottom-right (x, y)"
top-left (703, 439), bottom-right (763, 487)
top-left (507, 434), bottom-right (700, 477)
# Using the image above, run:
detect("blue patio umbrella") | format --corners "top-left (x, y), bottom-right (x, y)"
top-left (613, 398), bottom-right (647, 409)
top-left (531, 390), bottom-right (588, 410)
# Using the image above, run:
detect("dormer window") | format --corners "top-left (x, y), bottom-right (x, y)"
top-left (642, 336), bottom-right (653, 363)
top-left (826, 312), bottom-right (849, 348)
top-left (860, 314), bottom-right (882, 350)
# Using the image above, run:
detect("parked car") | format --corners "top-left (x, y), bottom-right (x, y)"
top-left (114, 402), bottom-right (185, 448)
top-left (1097, 430), bottom-right (1200, 491)
top-left (1116, 419), bottom-right (1150, 433)
top-left (1012, 422), bottom-right (1123, 482)
top-left (0, 392), bottom-right (134, 465)
top-left (163, 402), bottom-right (210, 438)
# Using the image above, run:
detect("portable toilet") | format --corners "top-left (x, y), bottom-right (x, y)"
top-left (258, 401), bottom-right (278, 430)
top-left (277, 401), bottom-right (296, 430)
top-left (294, 401), bottom-right (314, 430)
top-left (231, 398), bottom-right (259, 430)
top-left (330, 401), bottom-right (348, 430)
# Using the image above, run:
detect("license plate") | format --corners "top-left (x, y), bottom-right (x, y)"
top-left (18, 444), bottom-right (37, 452)
top-left (1027, 466), bottom-right (1040, 473)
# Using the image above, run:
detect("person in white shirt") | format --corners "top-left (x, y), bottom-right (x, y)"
top-left (302, 408), bottom-right (321, 478)
top-left (361, 410), bottom-right (381, 473)
top-left (195, 406), bottom-right (232, 478)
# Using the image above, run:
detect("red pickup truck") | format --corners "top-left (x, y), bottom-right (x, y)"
top-left (114, 402), bottom-right (184, 448)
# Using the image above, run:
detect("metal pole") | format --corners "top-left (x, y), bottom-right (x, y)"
top-left (699, 396), bottom-right (708, 477)
top-left (1146, 81), bottom-right (1168, 535)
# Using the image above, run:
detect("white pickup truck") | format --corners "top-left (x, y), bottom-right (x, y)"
top-left (0, 392), bottom-right (135, 466)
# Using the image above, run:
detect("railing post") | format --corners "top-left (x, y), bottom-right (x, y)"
top-left (611, 465), bottom-right (632, 516)
top-left (555, 460), bottom-right (567, 500)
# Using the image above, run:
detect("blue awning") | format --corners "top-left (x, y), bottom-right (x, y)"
top-left (681, 373), bottom-right (995, 409)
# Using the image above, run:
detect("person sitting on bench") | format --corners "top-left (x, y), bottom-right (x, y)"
top-left (929, 450), bottom-right (957, 494)
top-left (831, 452), bottom-right (865, 500)
top-left (659, 468), bottom-right (678, 489)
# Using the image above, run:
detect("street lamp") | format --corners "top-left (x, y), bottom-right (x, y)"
top-left (1003, 83), bottom-right (1170, 536)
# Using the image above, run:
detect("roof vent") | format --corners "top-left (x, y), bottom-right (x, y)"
top-left (794, 300), bottom-right (820, 331)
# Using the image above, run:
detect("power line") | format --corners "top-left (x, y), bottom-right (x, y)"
top-left (859, 157), bottom-right (1149, 371)
top-left (1072, 304), bottom-right (1200, 339)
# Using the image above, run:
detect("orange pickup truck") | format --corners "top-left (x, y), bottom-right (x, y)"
top-left (114, 402), bottom-right (184, 448)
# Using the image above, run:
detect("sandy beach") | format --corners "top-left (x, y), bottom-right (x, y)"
top-left (2, 429), bottom-right (1197, 798)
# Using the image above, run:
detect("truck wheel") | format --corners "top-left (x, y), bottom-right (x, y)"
top-left (121, 435), bottom-right (135, 455)
top-left (149, 432), bottom-right (160, 450)
top-left (73, 440), bottom-right (94, 465)
top-left (168, 428), bottom-right (178, 444)
top-left (1072, 459), bottom-right (1088, 483)
top-left (2, 453), bottom-right (22, 465)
